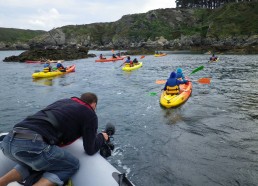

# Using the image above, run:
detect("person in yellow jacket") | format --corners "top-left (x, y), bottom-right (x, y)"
top-left (43, 62), bottom-right (52, 72)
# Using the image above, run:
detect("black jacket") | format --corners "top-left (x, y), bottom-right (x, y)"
top-left (14, 97), bottom-right (105, 155)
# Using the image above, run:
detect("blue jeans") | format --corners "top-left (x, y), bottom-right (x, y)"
top-left (1, 133), bottom-right (79, 186)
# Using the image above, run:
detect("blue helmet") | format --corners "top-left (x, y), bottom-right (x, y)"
top-left (169, 72), bottom-right (176, 78)
top-left (176, 68), bottom-right (182, 73)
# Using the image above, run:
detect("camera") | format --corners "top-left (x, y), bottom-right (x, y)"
top-left (100, 123), bottom-right (115, 158)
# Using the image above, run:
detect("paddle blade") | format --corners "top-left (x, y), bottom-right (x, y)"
top-left (156, 80), bottom-right (166, 84)
top-left (189, 65), bottom-right (204, 75)
top-left (140, 55), bottom-right (145, 59)
top-left (149, 92), bottom-right (157, 96)
top-left (197, 78), bottom-right (211, 84)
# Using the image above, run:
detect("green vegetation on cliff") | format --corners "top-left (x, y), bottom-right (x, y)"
top-left (0, 2), bottom-right (257, 49)
top-left (60, 2), bottom-right (258, 44)
top-left (0, 27), bottom-right (46, 43)
top-left (202, 2), bottom-right (258, 37)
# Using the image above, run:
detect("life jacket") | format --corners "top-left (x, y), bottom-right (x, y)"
top-left (166, 85), bottom-right (179, 95)
top-left (58, 67), bottom-right (65, 71)
top-left (43, 67), bottom-right (50, 72)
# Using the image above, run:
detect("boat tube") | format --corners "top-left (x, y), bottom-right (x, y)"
top-left (0, 132), bottom-right (134, 186)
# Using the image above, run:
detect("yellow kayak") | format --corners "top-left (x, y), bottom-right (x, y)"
top-left (160, 81), bottom-right (192, 108)
top-left (154, 53), bottom-right (167, 57)
top-left (32, 65), bottom-right (75, 78)
top-left (122, 62), bottom-right (142, 71)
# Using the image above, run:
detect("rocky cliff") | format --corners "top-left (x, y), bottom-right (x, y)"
top-left (1, 2), bottom-right (258, 54)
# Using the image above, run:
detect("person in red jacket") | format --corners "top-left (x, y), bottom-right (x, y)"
top-left (125, 56), bottom-right (133, 67)
top-left (0, 92), bottom-right (109, 186)
top-left (210, 54), bottom-right (218, 61)
top-left (99, 54), bottom-right (106, 59)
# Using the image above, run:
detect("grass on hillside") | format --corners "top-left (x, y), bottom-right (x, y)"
top-left (0, 28), bottom-right (45, 43)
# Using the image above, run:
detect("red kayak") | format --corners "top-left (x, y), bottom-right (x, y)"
top-left (95, 56), bottom-right (126, 62)
top-left (25, 60), bottom-right (44, 64)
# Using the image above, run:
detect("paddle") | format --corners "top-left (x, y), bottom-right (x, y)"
top-left (119, 61), bottom-right (126, 67)
top-left (188, 65), bottom-right (204, 75)
top-left (155, 78), bottom-right (211, 85)
top-left (156, 65), bottom-right (205, 84)
top-left (149, 92), bottom-right (157, 96)
top-left (155, 80), bottom-right (166, 84)
top-left (192, 78), bottom-right (211, 84)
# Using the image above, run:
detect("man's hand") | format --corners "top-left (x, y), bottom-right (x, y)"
top-left (102, 132), bottom-right (109, 141)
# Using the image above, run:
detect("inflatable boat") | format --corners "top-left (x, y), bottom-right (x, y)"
top-left (0, 133), bottom-right (134, 186)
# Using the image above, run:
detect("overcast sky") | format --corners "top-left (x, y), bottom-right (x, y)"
top-left (0, 0), bottom-right (175, 31)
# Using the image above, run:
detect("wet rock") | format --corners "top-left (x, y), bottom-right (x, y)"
top-left (3, 46), bottom-right (96, 62)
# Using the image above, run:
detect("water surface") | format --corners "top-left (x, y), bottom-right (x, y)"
top-left (0, 51), bottom-right (258, 186)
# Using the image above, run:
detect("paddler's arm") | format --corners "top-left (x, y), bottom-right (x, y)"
top-left (177, 79), bottom-right (188, 85)
top-left (82, 118), bottom-right (108, 155)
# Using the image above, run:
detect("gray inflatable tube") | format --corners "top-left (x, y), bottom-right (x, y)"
top-left (0, 133), bottom-right (134, 186)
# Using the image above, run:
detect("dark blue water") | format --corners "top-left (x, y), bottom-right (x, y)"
top-left (1, 51), bottom-right (258, 186)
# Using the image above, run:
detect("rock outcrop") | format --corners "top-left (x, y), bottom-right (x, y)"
top-left (3, 46), bottom-right (95, 62)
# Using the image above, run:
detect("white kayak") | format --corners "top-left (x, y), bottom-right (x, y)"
top-left (0, 133), bottom-right (134, 186)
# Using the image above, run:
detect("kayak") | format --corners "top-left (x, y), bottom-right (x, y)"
top-left (154, 53), bottom-right (167, 57)
top-left (25, 60), bottom-right (44, 64)
top-left (0, 133), bottom-right (134, 186)
top-left (25, 60), bottom-right (64, 64)
top-left (95, 56), bottom-right (126, 62)
top-left (122, 62), bottom-right (142, 71)
top-left (32, 65), bottom-right (75, 79)
top-left (47, 60), bottom-right (64, 63)
top-left (160, 80), bottom-right (192, 108)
